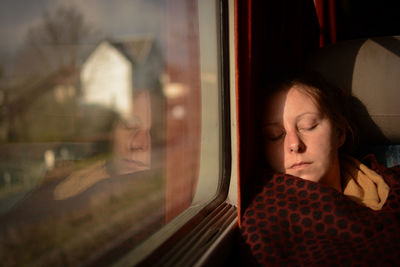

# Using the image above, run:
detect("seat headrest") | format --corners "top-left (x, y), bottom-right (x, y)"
top-left (307, 36), bottom-right (400, 144)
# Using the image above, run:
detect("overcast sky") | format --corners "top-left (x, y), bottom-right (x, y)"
top-left (0, 0), bottom-right (164, 55)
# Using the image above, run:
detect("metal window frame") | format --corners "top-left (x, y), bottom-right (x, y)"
top-left (106, 0), bottom-right (234, 265)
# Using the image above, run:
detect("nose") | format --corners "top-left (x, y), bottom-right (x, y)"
top-left (130, 129), bottom-right (150, 151)
top-left (286, 131), bottom-right (305, 153)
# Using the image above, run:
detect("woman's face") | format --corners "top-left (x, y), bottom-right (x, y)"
top-left (112, 91), bottom-right (152, 175)
top-left (262, 85), bottom-right (344, 187)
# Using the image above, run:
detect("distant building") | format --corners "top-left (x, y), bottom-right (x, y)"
top-left (80, 38), bottom-right (163, 120)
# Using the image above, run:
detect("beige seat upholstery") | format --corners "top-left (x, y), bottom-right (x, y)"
top-left (307, 36), bottom-right (400, 144)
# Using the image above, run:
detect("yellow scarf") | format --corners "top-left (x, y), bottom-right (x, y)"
top-left (341, 156), bottom-right (390, 211)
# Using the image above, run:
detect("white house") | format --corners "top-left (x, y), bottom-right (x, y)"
top-left (80, 38), bottom-right (163, 120)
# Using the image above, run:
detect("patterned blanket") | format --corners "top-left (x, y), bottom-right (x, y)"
top-left (240, 155), bottom-right (400, 266)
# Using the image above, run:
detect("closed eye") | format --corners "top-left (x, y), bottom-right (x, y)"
top-left (262, 124), bottom-right (285, 142)
top-left (264, 132), bottom-right (285, 141)
top-left (298, 123), bottom-right (318, 131)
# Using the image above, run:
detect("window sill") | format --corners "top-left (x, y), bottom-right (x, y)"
top-left (114, 202), bottom-right (237, 266)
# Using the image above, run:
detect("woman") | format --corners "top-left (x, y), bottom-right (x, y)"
top-left (240, 71), bottom-right (400, 266)
top-left (54, 91), bottom-right (152, 200)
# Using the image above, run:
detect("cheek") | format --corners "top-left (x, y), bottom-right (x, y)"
top-left (113, 131), bottom-right (123, 151)
top-left (309, 130), bottom-right (339, 167)
top-left (113, 130), bottom-right (130, 154)
top-left (264, 143), bottom-right (285, 171)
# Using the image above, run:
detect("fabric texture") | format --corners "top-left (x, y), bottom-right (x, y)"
top-left (341, 155), bottom-right (389, 210)
top-left (240, 154), bottom-right (400, 266)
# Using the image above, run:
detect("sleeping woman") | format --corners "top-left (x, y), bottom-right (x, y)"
top-left (240, 71), bottom-right (400, 266)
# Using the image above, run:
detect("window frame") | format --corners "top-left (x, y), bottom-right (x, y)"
top-left (105, 0), bottom-right (234, 265)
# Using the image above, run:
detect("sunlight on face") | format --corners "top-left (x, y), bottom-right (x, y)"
top-left (263, 85), bottom-right (344, 190)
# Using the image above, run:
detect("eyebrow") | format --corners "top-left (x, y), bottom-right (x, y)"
top-left (263, 112), bottom-right (320, 126)
top-left (295, 112), bottom-right (321, 122)
top-left (296, 112), bottom-right (319, 118)
top-left (263, 122), bottom-right (281, 126)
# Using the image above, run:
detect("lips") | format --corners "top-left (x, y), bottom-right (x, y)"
top-left (123, 158), bottom-right (149, 167)
top-left (289, 161), bottom-right (313, 170)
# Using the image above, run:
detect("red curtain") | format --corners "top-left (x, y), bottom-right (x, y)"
top-left (314, 0), bottom-right (337, 47)
top-left (236, 0), bottom-right (320, 225)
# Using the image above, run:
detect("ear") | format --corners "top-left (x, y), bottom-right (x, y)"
top-left (336, 126), bottom-right (346, 148)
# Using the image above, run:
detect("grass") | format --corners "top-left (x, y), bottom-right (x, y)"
top-left (0, 167), bottom-right (165, 266)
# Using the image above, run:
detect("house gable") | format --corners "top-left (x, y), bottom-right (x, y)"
top-left (81, 41), bottom-right (133, 120)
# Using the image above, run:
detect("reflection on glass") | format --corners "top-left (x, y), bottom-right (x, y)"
top-left (54, 91), bottom-right (152, 200)
top-left (0, 0), bottom-right (218, 265)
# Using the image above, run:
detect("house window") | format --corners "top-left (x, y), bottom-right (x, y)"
top-left (0, 0), bottom-right (229, 265)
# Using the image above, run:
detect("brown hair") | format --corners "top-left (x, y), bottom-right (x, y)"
top-left (259, 70), bottom-right (355, 152)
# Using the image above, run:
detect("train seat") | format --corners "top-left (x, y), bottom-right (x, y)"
top-left (307, 36), bottom-right (400, 166)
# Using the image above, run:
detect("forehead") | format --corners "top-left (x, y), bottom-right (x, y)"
top-left (263, 85), bottom-right (320, 122)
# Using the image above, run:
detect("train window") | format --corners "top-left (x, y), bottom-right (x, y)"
top-left (0, 0), bottom-right (232, 265)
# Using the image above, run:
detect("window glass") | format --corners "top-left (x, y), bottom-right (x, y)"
top-left (0, 0), bottom-right (223, 265)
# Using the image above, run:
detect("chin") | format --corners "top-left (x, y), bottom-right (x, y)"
top-left (290, 171), bottom-right (322, 183)
top-left (300, 175), bottom-right (321, 183)
top-left (111, 158), bottom-right (150, 175)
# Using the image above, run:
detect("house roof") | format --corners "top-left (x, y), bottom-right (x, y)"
top-left (82, 37), bottom-right (163, 92)
top-left (110, 37), bottom-right (154, 64)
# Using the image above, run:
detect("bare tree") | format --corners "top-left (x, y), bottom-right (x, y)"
top-left (2, 4), bottom-right (100, 142)
top-left (15, 4), bottom-right (99, 78)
